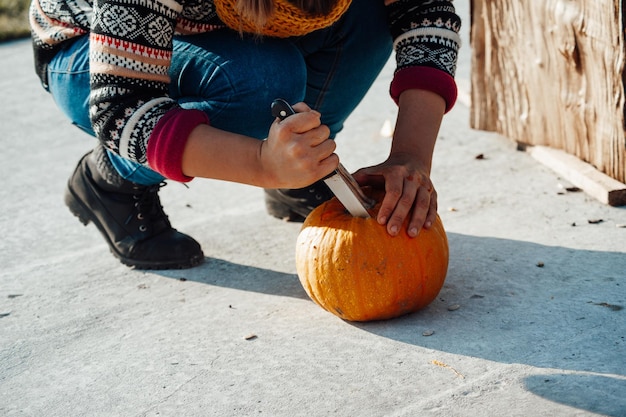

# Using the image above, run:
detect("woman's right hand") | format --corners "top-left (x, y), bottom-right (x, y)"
top-left (260, 102), bottom-right (338, 189)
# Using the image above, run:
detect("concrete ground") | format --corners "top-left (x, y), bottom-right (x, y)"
top-left (2, 2), bottom-right (625, 416)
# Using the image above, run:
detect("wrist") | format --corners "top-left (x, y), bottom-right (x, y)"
top-left (256, 139), bottom-right (281, 189)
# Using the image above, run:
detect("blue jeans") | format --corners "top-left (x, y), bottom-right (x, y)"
top-left (47, 0), bottom-right (392, 185)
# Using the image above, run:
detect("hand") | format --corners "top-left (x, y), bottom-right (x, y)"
top-left (353, 88), bottom-right (446, 237)
top-left (353, 153), bottom-right (438, 238)
top-left (261, 102), bottom-right (338, 188)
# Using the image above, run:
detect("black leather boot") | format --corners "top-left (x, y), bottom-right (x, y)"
top-left (64, 146), bottom-right (204, 269)
top-left (264, 180), bottom-right (334, 222)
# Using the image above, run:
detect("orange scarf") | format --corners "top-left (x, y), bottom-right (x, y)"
top-left (215, 0), bottom-right (352, 37)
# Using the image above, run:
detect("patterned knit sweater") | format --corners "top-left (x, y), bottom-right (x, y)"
top-left (30, 0), bottom-right (461, 182)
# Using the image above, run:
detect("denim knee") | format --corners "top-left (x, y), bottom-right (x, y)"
top-left (171, 32), bottom-right (307, 138)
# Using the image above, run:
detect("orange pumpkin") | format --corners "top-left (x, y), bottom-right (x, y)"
top-left (295, 189), bottom-right (449, 322)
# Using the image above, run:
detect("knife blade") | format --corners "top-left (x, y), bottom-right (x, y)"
top-left (271, 98), bottom-right (374, 218)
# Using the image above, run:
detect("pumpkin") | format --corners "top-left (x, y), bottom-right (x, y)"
top-left (295, 188), bottom-right (449, 322)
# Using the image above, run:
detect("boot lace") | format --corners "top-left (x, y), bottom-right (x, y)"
top-left (126, 182), bottom-right (169, 231)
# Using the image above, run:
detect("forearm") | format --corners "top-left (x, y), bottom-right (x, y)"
top-left (180, 104), bottom-right (338, 188)
top-left (181, 123), bottom-right (270, 187)
top-left (391, 89), bottom-right (446, 173)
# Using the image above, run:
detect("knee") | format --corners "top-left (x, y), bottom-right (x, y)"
top-left (227, 41), bottom-right (307, 107)
top-left (170, 38), bottom-right (307, 133)
top-left (171, 37), bottom-right (306, 103)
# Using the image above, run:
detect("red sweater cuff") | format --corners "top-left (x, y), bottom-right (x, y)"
top-left (147, 108), bottom-right (210, 182)
top-left (390, 67), bottom-right (458, 113)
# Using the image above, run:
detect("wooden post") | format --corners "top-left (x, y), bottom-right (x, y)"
top-left (470, 0), bottom-right (626, 190)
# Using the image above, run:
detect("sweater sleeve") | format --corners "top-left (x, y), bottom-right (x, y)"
top-left (88, 0), bottom-right (198, 178)
top-left (386, 0), bottom-right (462, 112)
top-left (146, 108), bottom-right (209, 182)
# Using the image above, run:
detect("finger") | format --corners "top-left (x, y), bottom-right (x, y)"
top-left (304, 124), bottom-right (331, 146)
top-left (293, 140), bottom-right (338, 181)
top-left (312, 136), bottom-right (337, 158)
top-left (292, 102), bottom-right (313, 113)
top-left (287, 132), bottom-right (335, 166)
top-left (316, 152), bottom-right (340, 178)
top-left (407, 185), bottom-right (432, 237)
top-left (386, 178), bottom-right (419, 236)
top-left (376, 175), bottom-right (416, 236)
top-left (352, 167), bottom-right (385, 187)
top-left (279, 111), bottom-right (322, 134)
top-left (423, 189), bottom-right (438, 230)
top-left (375, 174), bottom-right (402, 227)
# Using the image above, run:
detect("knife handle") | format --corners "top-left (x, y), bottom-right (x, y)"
top-left (271, 98), bottom-right (296, 121)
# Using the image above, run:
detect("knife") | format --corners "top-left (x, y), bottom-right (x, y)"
top-left (271, 98), bottom-right (374, 218)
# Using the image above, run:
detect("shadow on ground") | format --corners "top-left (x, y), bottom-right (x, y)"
top-left (155, 257), bottom-right (309, 300)
top-left (524, 373), bottom-right (626, 417)
top-left (353, 233), bottom-right (625, 374)
top-left (155, 232), bottom-right (625, 378)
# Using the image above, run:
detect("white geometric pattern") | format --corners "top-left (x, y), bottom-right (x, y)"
top-left (97, 4), bottom-right (139, 36)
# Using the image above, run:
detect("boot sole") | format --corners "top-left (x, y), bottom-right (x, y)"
top-left (64, 183), bottom-right (204, 270)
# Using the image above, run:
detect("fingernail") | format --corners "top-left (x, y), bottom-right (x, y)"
top-left (425, 221), bottom-right (432, 229)
top-left (409, 227), bottom-right (418, 237)
top-left (378, 216), bottom-right (386, 225)
top-left (390, 225), bottom-right (398, 235)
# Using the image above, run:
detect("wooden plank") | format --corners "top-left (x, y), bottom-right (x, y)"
top-left (526, 145), bottom-right (626, 206)
top-left (470, 0), bottom-right (626, 184)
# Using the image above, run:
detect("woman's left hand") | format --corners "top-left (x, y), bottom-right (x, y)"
top-left (352, 154), bottom-right (437, 238)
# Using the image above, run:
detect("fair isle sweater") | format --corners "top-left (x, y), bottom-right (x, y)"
top-left (30, 0), bottom-right (461, 182)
